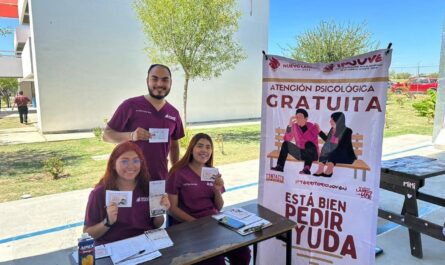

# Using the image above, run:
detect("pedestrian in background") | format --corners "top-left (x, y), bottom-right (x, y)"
top-left (12, 91), bottom-right (31, 124)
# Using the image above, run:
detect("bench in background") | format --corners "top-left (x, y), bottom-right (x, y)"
top-left (266, 128), bottom-right (371, 181)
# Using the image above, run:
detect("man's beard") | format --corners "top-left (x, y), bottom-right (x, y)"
top-left (148, 86), bottom-right (170, 100)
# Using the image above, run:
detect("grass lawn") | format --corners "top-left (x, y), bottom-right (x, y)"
top-left (0, 125), bottom-right (260, 202)
top-left (384, 93), bottom-right (433, 137)
top-left (0, 116), bottom-right (34, 129)
top-left (0, 94), bottom-right (433, 202)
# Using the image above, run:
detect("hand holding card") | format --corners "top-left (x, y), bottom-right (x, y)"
top-left (148, 128), bottom-right (169, 143)
top-left (149, 181), bottom-right (167, 217)
top-left (106, 190), bottom-right (133, 208)
top-left (201, 167), bottom-right (219, 182)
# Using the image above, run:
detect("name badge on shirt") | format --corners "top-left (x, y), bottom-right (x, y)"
top-left (149, 128), bottom-right (169, 143)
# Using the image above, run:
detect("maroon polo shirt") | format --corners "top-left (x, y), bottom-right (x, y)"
top-left (107, 96), bottom-right (184, 180)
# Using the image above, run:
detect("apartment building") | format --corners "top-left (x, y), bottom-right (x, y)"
top-left (3, 0), bottom-right (268, 132)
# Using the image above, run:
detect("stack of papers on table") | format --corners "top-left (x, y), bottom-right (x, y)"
top-left (106, 228), bottom-right (173, 265)
top-left (106, 234), bottom-right (161, 265)
top-left (144, 228), bottom-right (174, 249)
top-left (72, 229), bottom-right (173, 265)
top-left (213, 208), bottom-right (271, 236)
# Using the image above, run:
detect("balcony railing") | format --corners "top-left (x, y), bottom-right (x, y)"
top-left (21, 38), bottom-right (33, 80)
top-left (0, 50), bottom-right (23, 78)
top-left (18, 0), bottom-right (29, 25)
top-left (14, 24), bottom-right (30, 51)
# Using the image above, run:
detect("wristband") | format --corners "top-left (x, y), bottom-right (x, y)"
top-left (104, 214), bottom-right (113, 228)
top-left (130, 131), bottom-right (135, 141)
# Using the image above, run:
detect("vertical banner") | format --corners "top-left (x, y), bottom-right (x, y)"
top-left (258, 50), bottom-right (391, 265)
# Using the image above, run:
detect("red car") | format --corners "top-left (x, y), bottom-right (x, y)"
top-left (391, 77), bottom-right (438, 94)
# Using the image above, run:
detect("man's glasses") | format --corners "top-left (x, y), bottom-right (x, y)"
top-left (119, 159), bottom-right (141, 167)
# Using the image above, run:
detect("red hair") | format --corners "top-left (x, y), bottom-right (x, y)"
top-left (98, 141), bottom-right (150, 194)
top-left (169, 133), bottom-right (214, 177)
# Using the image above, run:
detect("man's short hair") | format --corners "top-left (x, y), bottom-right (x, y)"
top-left (147, 64), bottom-right (171, 77)
top-left (18, 91), bottom-right (23, 95)
top-left (296, 108), bottom-right (308, 118)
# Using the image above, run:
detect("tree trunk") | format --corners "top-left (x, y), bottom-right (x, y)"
top-left (183, 76), bottom-right (189, 128)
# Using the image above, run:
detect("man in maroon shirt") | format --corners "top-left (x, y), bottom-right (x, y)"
top-left (13, 91), bottom-right (31, 124)
top-left (103, 64), bottom-right (185, 180)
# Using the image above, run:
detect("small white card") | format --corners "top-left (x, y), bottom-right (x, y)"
top-left (201, 167), bottom-right (219, 182)
top-left (105, 190), bottom-right (133, 207)
top-left (149, 128), bottom-right (169, 143)
top-left (144, 228), bottom-right (174, 249)
top-left (149, 180), bottom-right (166, 217)
top-left (226, 208), bottom-right (252, 220)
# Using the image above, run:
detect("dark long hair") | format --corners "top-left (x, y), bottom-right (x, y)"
top-left (97, 141), bottom-right (150, 194)
top-left (168, 133), bottom-right (214, 177)
top-left (331, 112), bottom-right (346, 138)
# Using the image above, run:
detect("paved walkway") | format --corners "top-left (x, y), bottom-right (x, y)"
top-left (0, 115), bottom-right (444, 264)
top-left (0, 112), bottom-right (94, 145)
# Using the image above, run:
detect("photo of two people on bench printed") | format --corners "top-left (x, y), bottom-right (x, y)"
top-left (268, 109), bottom-right (370, 181)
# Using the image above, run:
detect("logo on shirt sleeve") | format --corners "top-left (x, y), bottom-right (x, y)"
top-left (165, 114), bottom-right (176, 121)
top-left (136, 196), bottom-right (150, 202)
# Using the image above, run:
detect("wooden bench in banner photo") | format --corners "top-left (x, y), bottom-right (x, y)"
top-left (267, 128), bottom-right (371, 181)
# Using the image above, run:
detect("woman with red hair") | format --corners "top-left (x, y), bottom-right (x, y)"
top-left (83, 141), bottom-right (170, 244)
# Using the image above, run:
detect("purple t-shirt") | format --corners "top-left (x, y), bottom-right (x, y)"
top-left (84, 184), bottom-right (153, 245)
top-left (166, 165), bottom-right (225, 220)
top-left (107, 96), bottom-right (185, 180)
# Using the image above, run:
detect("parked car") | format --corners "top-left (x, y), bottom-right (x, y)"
top-left (391, 77), bottom-right (438, 94)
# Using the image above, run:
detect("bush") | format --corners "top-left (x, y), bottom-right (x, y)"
top-left (93, 127), bottom-right (103, 141)
top-left (92, 118), bottom-right (108, 141)
top-left (179, 128), bottom-right (193, 149)
top-left (44, 156), bottom-right (65, 179)
top-left (412, 89), bottom-right (436, 121)
top-left (214, 133), bottom-right (226, 155)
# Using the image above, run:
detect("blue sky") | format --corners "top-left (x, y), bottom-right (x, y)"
top-left (0, 17), bottom-right (18, 55)
top-left (1, 0), bottom-right (444, 74)
top-left (269, 0), bottom-right (445, 75)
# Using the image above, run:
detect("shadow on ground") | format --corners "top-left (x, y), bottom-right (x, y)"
top-left (0, 149), bottom-right (82, 177)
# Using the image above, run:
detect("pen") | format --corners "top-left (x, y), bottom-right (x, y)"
top-left (116, 249), bottom-right (146, 264)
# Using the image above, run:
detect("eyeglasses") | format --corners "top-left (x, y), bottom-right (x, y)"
top-left (119, 159), bottom-right (141, 167)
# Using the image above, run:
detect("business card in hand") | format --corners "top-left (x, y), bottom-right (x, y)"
top-left (149, 128), bottom-right (169, 143)
top-left (201, 167), bottom-right (219, 182)
top-left (106, 190), bottom-right (133, 207)
top-left (149, 180), bottom-right (166, 217)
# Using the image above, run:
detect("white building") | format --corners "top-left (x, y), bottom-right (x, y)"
top-left (4, 0), bottom-right (269, 132)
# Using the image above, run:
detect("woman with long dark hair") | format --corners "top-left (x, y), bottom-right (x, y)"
top-left (167, 133), bottom-right (251, 265)
top-left (313, 112), bottom-right (357, 177)
top-left (83, 141), bottom-right (170, 244)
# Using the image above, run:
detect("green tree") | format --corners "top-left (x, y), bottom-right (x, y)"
top-left (396, 72), bottom-right (412, 80)
top-left (389, 69), bottom-right (397, 80)
top-left (0, 78), bottom-right (18, 108)
top-left (0, 27), bottom-right (13, 37)
top-left (288, 20), bottom-right (378, 63)
top-left (412, 89), bottom-right (437, 122)
top-left (429, 72), bottom-right (439, 78)
top-left (133, 0), bottom-right (246, 124)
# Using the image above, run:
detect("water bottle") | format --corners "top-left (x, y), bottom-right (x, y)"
top-left (78, 233), bottom-right (95, 265)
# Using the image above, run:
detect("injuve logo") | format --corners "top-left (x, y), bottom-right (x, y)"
top-left (269, 57), bottom-right (280, 71)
